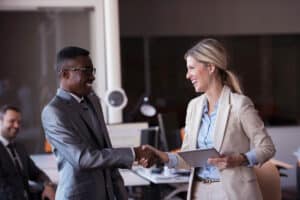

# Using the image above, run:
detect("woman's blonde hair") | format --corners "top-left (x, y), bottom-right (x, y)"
top-left (184, 38), bottom-right (242, 94)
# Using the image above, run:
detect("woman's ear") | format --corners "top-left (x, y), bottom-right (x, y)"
top-left (207, 63), bottom-right (216, 74)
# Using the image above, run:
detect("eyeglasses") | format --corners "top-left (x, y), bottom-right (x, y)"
top-left (62, 66), bottom-right (95, 75)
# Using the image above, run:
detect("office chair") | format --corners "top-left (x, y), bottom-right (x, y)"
top-left (254, 161), bottom-right (281, 200)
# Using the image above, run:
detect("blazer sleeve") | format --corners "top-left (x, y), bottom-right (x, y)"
top-left (41, 106), bottom-right (134, 171)
top-left (175, 100), bottom-right (195, 169)
top-left (14, 144), bottom-right (51, 184)
top-left (238, 96), bottom-right (276, 165)
top-left (26, 156), bottom-right (51, 184)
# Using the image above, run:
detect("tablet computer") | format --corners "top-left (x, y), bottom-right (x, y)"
top-left (178, 148), bottom-right (220, 167)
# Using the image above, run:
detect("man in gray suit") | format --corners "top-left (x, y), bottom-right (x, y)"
top-left (42, 46), bottom-right (155, 200)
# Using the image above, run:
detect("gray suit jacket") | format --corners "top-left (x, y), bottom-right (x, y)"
top-left (42, 89), bottom-right (134, 200)
top-left (175, 86), bottom-right (276, 200)
top-left (0, 142), bottom-right (50, 200)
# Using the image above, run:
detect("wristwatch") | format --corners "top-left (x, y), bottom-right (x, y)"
top-left (240, 153), bottom-right (249, 166)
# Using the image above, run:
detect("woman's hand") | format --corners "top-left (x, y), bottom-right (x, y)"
top-left (207, 154), bottom-right (247, 170)
top-left (41, 184), bottom-right (56, 200)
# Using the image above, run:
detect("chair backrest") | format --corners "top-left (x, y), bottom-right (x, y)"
top-left (254, 161), bottom-right (281, 200)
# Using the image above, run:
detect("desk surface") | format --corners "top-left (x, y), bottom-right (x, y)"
top-left (31, 154), bottom-right (150, 186)
top-left (135, 167), bottom-right (189, 184)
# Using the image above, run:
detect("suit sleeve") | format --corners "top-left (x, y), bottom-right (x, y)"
top-left (238, 96), bottom-right (276, 165)
top-left (17, 145), bottom-right (51, 184)
top-left (27, 156), bottom-right (51, 183)
top-left (175, 100), bottom-right (194, 169)
top-left (41, 106), bottom-right (134, 171)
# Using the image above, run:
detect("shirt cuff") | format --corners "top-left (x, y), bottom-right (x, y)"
top-left (245, 150), bottom-right (258, 167)
top-left (166, 153), bottom-right (178, 168)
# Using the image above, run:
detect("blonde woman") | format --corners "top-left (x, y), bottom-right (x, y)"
top-left (143, 38), bottom-right (276, 200)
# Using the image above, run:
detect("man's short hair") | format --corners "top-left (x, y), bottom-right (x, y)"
top-left (56, 46), bottom-right (90, 74)
top-left (0, 105), bottom-right (21, 120)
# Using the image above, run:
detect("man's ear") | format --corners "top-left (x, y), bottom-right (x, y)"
top-left (61, 69), bottom-right (69, 79)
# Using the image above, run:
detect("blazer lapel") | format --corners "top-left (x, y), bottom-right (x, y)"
top-left (87, 93), bottom-right (112, 147)
top-left (190, 95), bottom-right (206, 149)
top-left (79, 107), bottom-right (96, 134)
top-left (56, 89), bottom-right (103, 147)
top-left (213, 86), bottom-right (231, 151)
top-left (0, 143), bottom-right (19, 173)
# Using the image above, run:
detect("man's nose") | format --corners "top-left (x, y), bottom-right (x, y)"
top-left (13, 122), bottom-right (20, 128)
top-left (90, 75), bottom-right (95, 82)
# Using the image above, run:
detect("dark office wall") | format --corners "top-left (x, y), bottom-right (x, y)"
top-left (120, 36), bottom-right (300, 126)
top-left (119, 1), bottom-right (300, 125)
top-left (1, 1), bottom-right (300, 153)
top-left (119, 0), bottom-right (300, 36)
top-left (0, 11), bottom-right (90, 153)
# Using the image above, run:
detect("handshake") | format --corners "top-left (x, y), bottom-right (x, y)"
top-left (133, 145), bottom-right (169, 168)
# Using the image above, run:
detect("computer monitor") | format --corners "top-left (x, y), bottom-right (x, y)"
top-left (157, 112), bottom-right (182, 152)
top-left (107, 122), bottom-right (148, 147)
top-left (140, 126), bottom-right (159, 148)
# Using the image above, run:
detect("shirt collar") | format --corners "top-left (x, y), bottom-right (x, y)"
top-left (0, 135), bottom-right (10, 146)
top-left (69, 92), bottom-right (84, 103)
top-left (203, 98), bottom-right (220, 114)
top-left (58, 88), bottom-right (84, 103)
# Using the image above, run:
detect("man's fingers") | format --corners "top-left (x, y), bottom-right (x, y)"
top-left (140, 144), bottom-right (169, 164)
top-left (142, 144), bottom-right (153, 151)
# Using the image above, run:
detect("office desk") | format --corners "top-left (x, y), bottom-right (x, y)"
top-left (134, 167), bottom-right (189, 184)
top-left (134, 167), bottom-right (189, 200)
top-left (30, 154), bottom-right (150, 186)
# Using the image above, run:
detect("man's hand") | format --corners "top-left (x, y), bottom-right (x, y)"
top-left (207, 154), bottom-right (247, 170)
top-left (41, 184), bottom-right (56, 200)
top-left (134, 146), bottom-right (158, 168)
top-left (140, 145), bottom-right (169, 166)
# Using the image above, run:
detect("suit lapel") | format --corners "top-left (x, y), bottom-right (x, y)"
top-left (213, 86), bottom-right (231, 151)
top-left (88, 94), bottom-right (112, 147)
top-left (0, 143), bottom-right (19, 173)
top-left (78, 106), bottom-right (97, 135)
top-left (56, 89), bottom-right (105, 147)
top-left (76, 99), bottom-right (106, 147)
top-left (190, 95), bottom-right (206, 149)
top-left (15, 145), bottom-right (29, 177)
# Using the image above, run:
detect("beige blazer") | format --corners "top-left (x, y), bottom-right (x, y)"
top-left (175, 85), bottom-right (276, 200)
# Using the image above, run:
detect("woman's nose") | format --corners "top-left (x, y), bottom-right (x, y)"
top-left (186, 71), bottom-right (190, 79)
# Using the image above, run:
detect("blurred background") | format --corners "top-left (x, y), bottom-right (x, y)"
top-left (1, 0), bottom-right (300, 199)
top-left (1, 0), bottom-right (299, 153)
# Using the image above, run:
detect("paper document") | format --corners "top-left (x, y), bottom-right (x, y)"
top-left (178, 148), bottom-right (220, 167)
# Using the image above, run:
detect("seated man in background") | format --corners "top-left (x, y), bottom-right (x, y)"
top-left (0, 105), bottom-right (55, 200)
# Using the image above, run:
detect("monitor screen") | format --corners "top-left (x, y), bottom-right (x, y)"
top-left (157, 113), bottom-right (182, 151)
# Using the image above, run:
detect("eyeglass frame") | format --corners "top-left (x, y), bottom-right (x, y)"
top-left (62, 66), bottom-right (96, 75)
